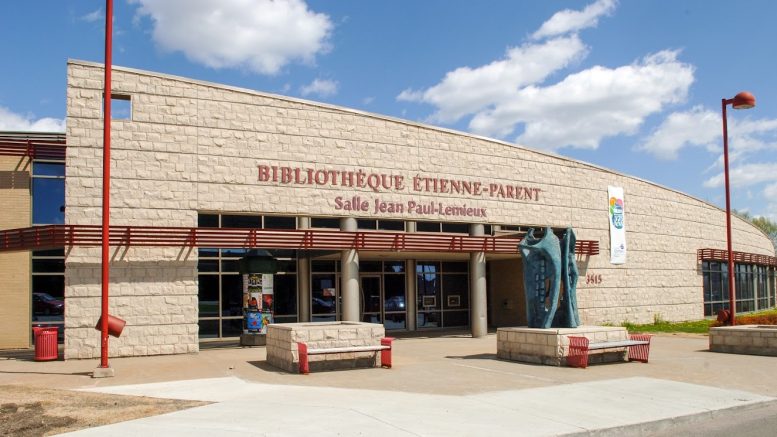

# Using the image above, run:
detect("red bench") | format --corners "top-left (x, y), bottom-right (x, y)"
top-left (567, 334), bottom-right (652, 368)
top-left (297, 337), bottom-right (394, 374)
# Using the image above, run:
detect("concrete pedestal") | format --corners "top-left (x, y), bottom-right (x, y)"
top-left (497, 325), bottom-right (629, 366)
top-left (710, 325), bottom-right (777, 356)
top-left (240, 333), bottom-right (266, 346)
top-left (92, 366), bottom-right (115, 378)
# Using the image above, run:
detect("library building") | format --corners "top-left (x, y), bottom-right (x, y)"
top-left (0, 60), bottom-right (775, 359)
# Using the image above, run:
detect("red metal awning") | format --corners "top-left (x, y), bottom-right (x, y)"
top-left (0, 225), bottom-right (600, 255)
top-left (0, 132), bottom-right (66, 160)
top-left (697, 248), bottom-right (777, 267)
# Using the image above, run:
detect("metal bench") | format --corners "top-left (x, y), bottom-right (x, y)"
top-left (297, 338), bottom-right (394, 374)
top-left (567, 334), bottom-right (651, 368)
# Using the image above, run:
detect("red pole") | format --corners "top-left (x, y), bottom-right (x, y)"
top-left (100, 0), bottom-right (114, 367)
top-left (722, 98), bottom-right (736, 326)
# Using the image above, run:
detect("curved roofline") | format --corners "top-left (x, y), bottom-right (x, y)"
top-left (68, 59), bottom-right (755, 233)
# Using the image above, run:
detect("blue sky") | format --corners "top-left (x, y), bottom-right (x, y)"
top-left (2, 0), bottom-right (777, 220)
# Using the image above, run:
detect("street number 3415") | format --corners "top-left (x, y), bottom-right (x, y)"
top-left (585, 273), bottom-right (603, 285)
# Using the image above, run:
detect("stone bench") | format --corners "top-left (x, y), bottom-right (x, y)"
top-left (298, 338), bottom-right (394, 374)
top-left (266, 321), bottom-right (387, 373)
top-left (497, 326), bottom-right (634, 366)
top-left (567, 334), bottom-right (652, 368)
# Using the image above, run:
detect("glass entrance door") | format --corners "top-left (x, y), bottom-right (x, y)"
top-left (360, 275), bottom-right (382, 324)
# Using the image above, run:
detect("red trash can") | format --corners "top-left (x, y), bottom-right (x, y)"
top-left (33, 327), bottom-right (59, 361)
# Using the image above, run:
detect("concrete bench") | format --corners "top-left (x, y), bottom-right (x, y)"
top-left (567, 334), bottom-right (652, 368)
top-left (297, 337), bottom-right (394, 374)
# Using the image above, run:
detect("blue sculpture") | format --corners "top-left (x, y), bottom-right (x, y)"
top-left (519, 227), bottom-right (580, 328)
top-left (554, 228), bottom-right (580, 328)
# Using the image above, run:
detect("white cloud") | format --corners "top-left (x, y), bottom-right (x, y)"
top-left (397, 36), bottom-right (588, 124)
top-left (764, 183), bottom-right (777, 199)
top-left (473, 50), bottom-right (694, 150)
top-left (638, 106), bottom-right (720, 160)
top-left (131, 0), bottom-right (333, 75)
top-left (362, 96), bottom-right (374, 105)
top-left (532, 0), bottom-right (617, 40)
top-left (0, 106), bottom-right (65, 132)
top-left (640, 105), bottom-right (777, 195)
top-left (81, 8), bottom-right (103, 23)
top-left (703, 162), bottom-right (777, 189)
top-left (300, 78), bottom-right (338, 98)
top-left (396, 1), bottom-right (695, 152)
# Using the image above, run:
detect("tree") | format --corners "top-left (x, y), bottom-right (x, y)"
top-left (735, 210), bottom-right (777, 252)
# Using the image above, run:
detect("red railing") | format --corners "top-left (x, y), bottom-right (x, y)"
top-left (0, 225), bottom-right (600, 255)
top-left (697, 248), bottom-right (777, 267)
top-left (0, 134), bottom-right (66, 160)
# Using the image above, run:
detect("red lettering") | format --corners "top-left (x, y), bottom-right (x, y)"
top-left (281, 167), bottom-right (292, 183)
top-left (258, 165), bottom-right (271, 182)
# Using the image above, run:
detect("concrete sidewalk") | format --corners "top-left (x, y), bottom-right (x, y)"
top-left (2, 332), bottom-right (776, 435)
top-left (63, 376), bottom-right (774, 437)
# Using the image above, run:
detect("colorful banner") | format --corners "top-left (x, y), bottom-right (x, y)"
top-left (607, 186), bottom-right (627, 264)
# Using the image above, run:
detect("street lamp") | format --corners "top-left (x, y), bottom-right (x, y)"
top-left (721, 91), bottom-right (756, 326)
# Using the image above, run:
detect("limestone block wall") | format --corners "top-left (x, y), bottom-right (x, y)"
top-left (0, 156), bottom-right (31, 349)
top-left (65, 63), bottom-right (200, 359)
top-left (64, 60), bottom-right (775, 358)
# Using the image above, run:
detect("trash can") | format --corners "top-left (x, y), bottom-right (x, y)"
top-left (33, 327), bottom-right (58, 361)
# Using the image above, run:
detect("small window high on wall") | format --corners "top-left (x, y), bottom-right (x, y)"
top-left (103, 94), bottom-right (132, 120)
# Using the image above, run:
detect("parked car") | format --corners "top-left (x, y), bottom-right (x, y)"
top-left (312, 297), bottom-right (335, 313)
top-left (385, 296), bottom-right (405, 312)
top-left (33, 292), bottom-right (64, 315)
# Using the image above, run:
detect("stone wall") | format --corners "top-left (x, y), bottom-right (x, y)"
top-left (64, 60), bottom-right (775, 357)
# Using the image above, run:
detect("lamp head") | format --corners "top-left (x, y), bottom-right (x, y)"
top-left (731, 91), bottom-right (756, 109)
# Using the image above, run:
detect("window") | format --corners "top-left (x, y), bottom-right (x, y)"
top-left (32, 162), bottom-right (65, 225)
top-left (416, 221), bottom-right (470, 234)
top-left (416, 261), bottom-right (469, 328)
top-left (702, 261), bottom-right (776, 316)
top-left (357, 219), bottom-right (405, 231)
top-left (311, 217), bottom-right (339, 229)
top-left (105, 94), bottom-right (132, 120)
top-left (31, 161), bottom-right (66, 342)
top-left (416, 221), bottom-right (442, 232)
top-left (197, 213), bottom-right (298, 339)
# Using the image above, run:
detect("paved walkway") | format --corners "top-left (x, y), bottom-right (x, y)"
top-left (3, 332), bottom-right (777, 435)
top-left (65, 376), bottom-right (773, 436)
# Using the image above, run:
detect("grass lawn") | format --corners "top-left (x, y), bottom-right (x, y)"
top-left (623, 308), bottom-right (777, 334)
top-left (623, 319), bottom-right (713, 334)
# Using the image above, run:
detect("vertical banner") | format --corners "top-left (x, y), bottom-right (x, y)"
top-left (608, 186), bottom-right (627, 264)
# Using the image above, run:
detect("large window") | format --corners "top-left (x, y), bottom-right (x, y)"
top-left (197, 213), bottom-right (298, 339)
top-left (311, 260), bottom-right (339, 322)
top-left (309, 260), bottom-right (407, 330)
top-left (31, 161), bottom-right (66, 342)
top-left (32, 162), bottom-right (65, 225)
top-left (416, 261), bottom-right (469, 328)
top-left (702, 261), bottom-right (776, 316)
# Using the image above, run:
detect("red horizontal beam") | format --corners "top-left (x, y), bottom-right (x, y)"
top-left (697, 248), bottom-right (777, 267)
top-left (0, 225), bottom-right (600, 255)
top-left (0, 138), bottom-right (67, 160)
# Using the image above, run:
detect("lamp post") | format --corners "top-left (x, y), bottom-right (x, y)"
top-left (95, 0), bottom-right (114, 376)
top-left (721, 91), bottom-right (755, 326)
